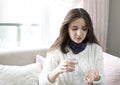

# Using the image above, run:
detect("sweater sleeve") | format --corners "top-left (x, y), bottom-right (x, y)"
top-left (39, 52), bottom-right (60, 85)
top-left (93, 44), bottom-right (105, 84)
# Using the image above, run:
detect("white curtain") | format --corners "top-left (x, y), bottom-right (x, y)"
top-left (81, 0), bottom-right (109, 49)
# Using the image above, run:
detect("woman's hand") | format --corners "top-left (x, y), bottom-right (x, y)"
top-left (48, 60), bottom-right (77, 83)
top-left (56, 59), bottom-right (78, 74)
top-left (84, 70), bottom-right (100, 84)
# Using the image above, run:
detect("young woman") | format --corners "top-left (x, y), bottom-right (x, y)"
top-left (39, 8), bottom-right (104, 85)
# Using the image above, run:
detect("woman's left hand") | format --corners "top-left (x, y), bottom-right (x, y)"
top-left (84, 70), bottom-right (100, 84)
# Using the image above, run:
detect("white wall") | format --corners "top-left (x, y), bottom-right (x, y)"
top-left (107, 0), bottom-right (120, 57)
top-left (0, 0), bottom-right (42, 23)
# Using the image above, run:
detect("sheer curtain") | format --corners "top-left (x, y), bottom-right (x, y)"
top-left (44, 0), bottom-right (83, 47)
top-left (81, 0), bottom-right (109, 49)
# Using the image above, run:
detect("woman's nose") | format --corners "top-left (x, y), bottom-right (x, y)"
top-left (77, 30), bottom-right (81, 36)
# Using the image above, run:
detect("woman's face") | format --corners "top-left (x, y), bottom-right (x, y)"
top-left (68, 18), bottom-right (88, 44)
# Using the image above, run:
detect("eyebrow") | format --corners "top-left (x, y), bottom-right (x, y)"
top-left (72, 25), bottom-right (77, 27)
top-left (72, 25), bottom-right (86, 27)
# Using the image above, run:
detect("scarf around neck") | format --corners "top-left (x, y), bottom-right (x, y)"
top-left (69, 40), bottom-right (87, 54)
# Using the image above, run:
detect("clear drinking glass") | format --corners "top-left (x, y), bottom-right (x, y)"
top-left (66, 55), bottom-right (78, 85)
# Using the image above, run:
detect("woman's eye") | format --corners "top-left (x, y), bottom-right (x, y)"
top-left (71, 26), bottom-right (78, 30)
top-left (82, 26), bottom-right (88, 31)
top-left (72, 28), bottom-right (77, 30)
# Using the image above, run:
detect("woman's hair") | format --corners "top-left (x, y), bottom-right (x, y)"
top-left (48, 8), bottom-right (101, 53)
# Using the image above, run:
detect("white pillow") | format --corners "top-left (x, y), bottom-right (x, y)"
top-left (0, 63), bottom-right (42, 85)
top-left (36, 55), bottom-right (45, 69)
top-left (103, 52), bottom-right (120, 85)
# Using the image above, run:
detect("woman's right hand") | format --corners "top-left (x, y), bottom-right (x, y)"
top-left (56, 59), bottom-right (78, 74)
top-left (48, 59), bottom-right (77, 83)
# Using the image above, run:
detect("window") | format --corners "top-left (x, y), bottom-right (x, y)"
top-left (0, 0), bottom-right (81, 51)
top-left (0, 24), bottom-right (18, 48)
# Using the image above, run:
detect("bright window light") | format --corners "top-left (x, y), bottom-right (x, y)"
top-left (0, 0), bottom-right (82, 51)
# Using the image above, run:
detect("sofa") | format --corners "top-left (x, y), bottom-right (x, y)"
top-left (0, 48), bottom-right (120, 85)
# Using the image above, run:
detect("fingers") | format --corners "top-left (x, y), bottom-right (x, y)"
top-left (84, 77), bottom-right (93, 84)
top-left (94, 71), bottom-right (100, 81)
top-left (84, 70), bottom-right (100, 84)
top-left (58, 60), bottom-right (77, 73)
top-left (63, 60), bottom-right (76, 72)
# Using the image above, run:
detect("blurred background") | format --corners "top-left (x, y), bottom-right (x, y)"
top-left (0, 0), bottom-right (120, 57)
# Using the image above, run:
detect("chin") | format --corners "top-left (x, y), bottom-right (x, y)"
top-left (75, 41), bottom-right (82, 44)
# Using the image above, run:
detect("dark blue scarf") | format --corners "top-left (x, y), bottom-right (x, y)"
top-left (69, 40), bottom-right (87, 54)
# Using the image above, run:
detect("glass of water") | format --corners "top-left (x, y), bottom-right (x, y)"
top-left (66, 55), bottom-right (78, 85)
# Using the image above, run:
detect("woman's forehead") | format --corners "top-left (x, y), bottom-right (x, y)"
top-left (70, 18), bottom-right (86, 26)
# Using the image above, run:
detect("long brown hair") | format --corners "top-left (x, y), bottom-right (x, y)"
top-left (48, 8), bottom-right (101, 53)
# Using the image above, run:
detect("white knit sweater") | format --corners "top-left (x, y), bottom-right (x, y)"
top-left (39, 43), bottom-right (104, 85)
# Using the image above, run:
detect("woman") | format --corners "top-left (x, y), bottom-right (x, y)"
top-left (39, 8), bottom-right (104, 85)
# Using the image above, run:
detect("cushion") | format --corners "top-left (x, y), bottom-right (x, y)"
top-left (36, 55), bottom-right (45, 69)
top-left (103, 52), bottom-right (120, 85)
top-left (0, 63), bottom-right (42, 85)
